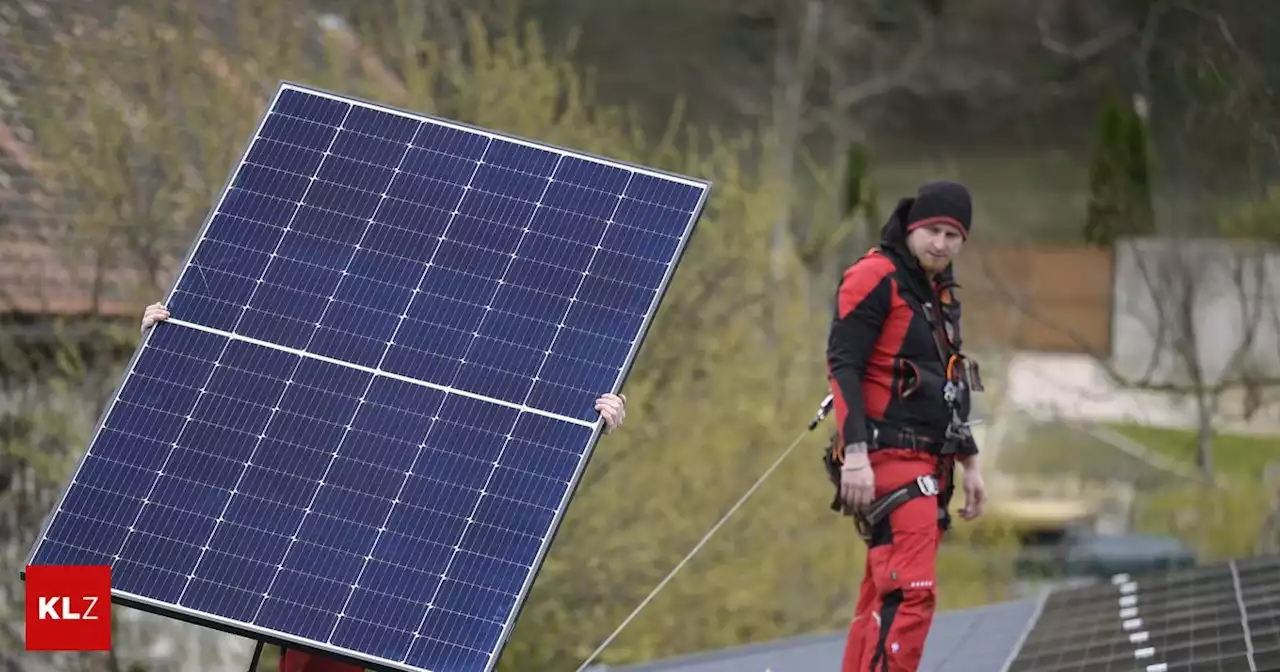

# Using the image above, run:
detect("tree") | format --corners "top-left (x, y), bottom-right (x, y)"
top-left (790, 139), bottom-right (883, 321)
top-left (979, 2), bottom-right (1280, 486)
top-left (698, 0), bottom-right (942, 347)
top-left (1082, 88), bottom-right (1155, 247)
top-left (980, 234), bottom-right (1275, 486)
top-left (1122, 237), bottom-right (1277, 476)
top-left (1112, 2), bottom-right (1280, 480)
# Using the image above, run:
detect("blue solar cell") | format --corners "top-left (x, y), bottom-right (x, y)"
top-left (26, 82), bottom-right (708, 672)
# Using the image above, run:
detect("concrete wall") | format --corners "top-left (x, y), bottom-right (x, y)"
top-left (1110, 237), bottom-right (1280, 390)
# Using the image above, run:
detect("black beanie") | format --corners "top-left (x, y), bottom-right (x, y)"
top-left (905, 180), bottom-right (972, 239)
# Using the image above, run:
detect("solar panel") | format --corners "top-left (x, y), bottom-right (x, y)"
top-left (1002, 555), bottom-right (1280, 672)
top-left (23, 82), bottom-right (710, 672)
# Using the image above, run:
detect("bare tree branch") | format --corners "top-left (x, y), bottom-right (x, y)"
top-left (1036, 0), bottom-right (1135, 62)
top-left (697, 60), bottom-right (771, 119)
top-left (829, 5), bottom-right (936, 111)
top-left (984, 233), bottom-right (1280, 482)
top-left (316, 13), bottom-right (411, 105)
top-left (976, 239), bottom-right (1280, 395)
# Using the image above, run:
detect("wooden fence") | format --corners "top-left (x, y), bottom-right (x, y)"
top-left (953, 244), bottom-right (1114, 354)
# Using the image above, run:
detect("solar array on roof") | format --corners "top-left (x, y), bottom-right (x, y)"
top-left (590, 554), bottom-right (1280, 672)
top-left (23, 82), bottom-right (709, 672)
top-left (1003, 554), bottom-right (1280, 672)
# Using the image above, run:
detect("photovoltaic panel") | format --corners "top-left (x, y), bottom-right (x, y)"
top-left (24, 82), bottom-right (710, 672)
top-left (1002, 555), bottom-right (1280, 672)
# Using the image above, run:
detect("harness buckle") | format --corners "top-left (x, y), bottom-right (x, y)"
top-left (945, 418), bottom-right (976, 443)
top-left (854, 515), bottom-right (872, 541)
top-left (916, 475), bottom-right (940, 497)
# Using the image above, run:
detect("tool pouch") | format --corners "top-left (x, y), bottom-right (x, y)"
top-left (822, 431), bottom-right (843, 512)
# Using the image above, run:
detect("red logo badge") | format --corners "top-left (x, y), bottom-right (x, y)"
top-left (25, 565), bottom-right (112, 651)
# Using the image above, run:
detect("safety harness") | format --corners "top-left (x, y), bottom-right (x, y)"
top-left (822, 277), bottom-right (984, 543)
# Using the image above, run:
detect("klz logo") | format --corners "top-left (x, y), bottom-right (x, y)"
top-left (37, 596), bottom-right (101, 620)
top-left (25, 565), bottom-right (112, 651)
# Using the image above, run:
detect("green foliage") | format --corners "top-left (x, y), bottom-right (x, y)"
top-left (4, 2), bottom-right (1024, 670)
top-left (1219, 184), bottom-right (1280, 243)
top-left (1133, 481), bottom-right (1271, 561)
top-left (1096, 423), bottom-right (1280, 562)
top-left (791, 139), bottom-right (882, 290)
top-left (840, 141), bottom-right (881, 229)
top-left (1083, 89), bottom-right (1156, 247)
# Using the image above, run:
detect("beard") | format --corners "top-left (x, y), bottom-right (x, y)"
top-left (918, 252), bottom-right (950, 274)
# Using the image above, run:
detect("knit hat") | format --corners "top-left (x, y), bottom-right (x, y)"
top-left (905, 181), bottom-right (972, 239)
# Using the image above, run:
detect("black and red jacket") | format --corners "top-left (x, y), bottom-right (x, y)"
top-left (825, 203), bottom-right (980, 457)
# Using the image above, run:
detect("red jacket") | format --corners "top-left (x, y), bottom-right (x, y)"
top-left (825, 203), bottom-right (980, 456)
top-left (280, 649), bottom-right (362, 672)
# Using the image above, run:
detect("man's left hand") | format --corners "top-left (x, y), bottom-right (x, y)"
top-left (959, 464), bottom-right (986, 521)
top-left (595, 393), bottom-right (627, 434)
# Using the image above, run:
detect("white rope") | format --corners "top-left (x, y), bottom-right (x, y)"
top-left (573, 427), bottom-right (814, 672)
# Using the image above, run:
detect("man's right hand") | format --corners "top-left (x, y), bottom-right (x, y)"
top-left (141, 302), bottom-right (170, 333)
top-left (839, 443), bottom-right (875, 514)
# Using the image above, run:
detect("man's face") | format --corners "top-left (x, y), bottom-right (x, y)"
top-left (906, 223), bottom-right (965, 275)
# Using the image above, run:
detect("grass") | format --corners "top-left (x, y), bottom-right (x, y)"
top-left (996, 418), bottom-right (1280, 560)
top-left (999, 417), bottom-right (1280, 486)
top-left (1107, 424), bottom-right (1280, 483)
top-left (996, 420), bottom-right (1189, 490)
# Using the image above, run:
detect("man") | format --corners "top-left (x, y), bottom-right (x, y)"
top-left (824, 181), bottom-right (987, 672)
top-left (140, 303), bottom-right (628, 672)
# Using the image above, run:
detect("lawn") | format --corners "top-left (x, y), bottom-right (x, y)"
top-left (995, 419), bottom-right (1192, 489)
top-left (998, 418), bottom-right (1280, 486)
top-left (1107, 424), bottom-right (1280, 483)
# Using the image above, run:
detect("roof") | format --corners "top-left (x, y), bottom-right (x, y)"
top-left (0, 1), bottom-right (402, 321)
top-left (592, 597), bottom-right (1044, 672)
top-left (598, 553), bottom-right (1280, 672)
top-left (0, 235), bottom-right (143, 316)
top-left (0, 0), bottom-right (177, 319)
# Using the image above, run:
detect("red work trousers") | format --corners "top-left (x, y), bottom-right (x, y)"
top-left (841, 449), bottom-right (950, 672)
top-left (279, 649), bottom-right (364, 672)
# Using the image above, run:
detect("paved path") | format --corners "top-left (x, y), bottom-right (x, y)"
top-left (1003, 352), bottom-right (1280, 437)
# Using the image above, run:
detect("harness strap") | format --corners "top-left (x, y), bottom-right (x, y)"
top-left (823, 427), bottom-right (961, 522)
top-left (862, 475), bottom-right (940, 523)
top-left (867, 422), bottom-right (947, 455)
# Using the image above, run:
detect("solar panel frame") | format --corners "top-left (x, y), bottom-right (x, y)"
top-left (22, 80), bottom-right (712, 672)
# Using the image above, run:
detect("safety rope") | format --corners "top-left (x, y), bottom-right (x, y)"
top-left (572, 396), bottom-right (833, 672)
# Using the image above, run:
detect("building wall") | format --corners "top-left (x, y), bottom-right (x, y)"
top-left (1110, 237), bottom-right (1280, 388)
top-left (955, 237), bottom-right (1280, 427)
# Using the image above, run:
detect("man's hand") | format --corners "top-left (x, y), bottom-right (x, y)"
top-left (141, 302), bottom-right (170, 333)
top-left (959, 458), bottom-right (986, 521)
top-left (595, 393), bottom-right (627, 434)
top-left (839, 442), bottom-right (875, 514)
